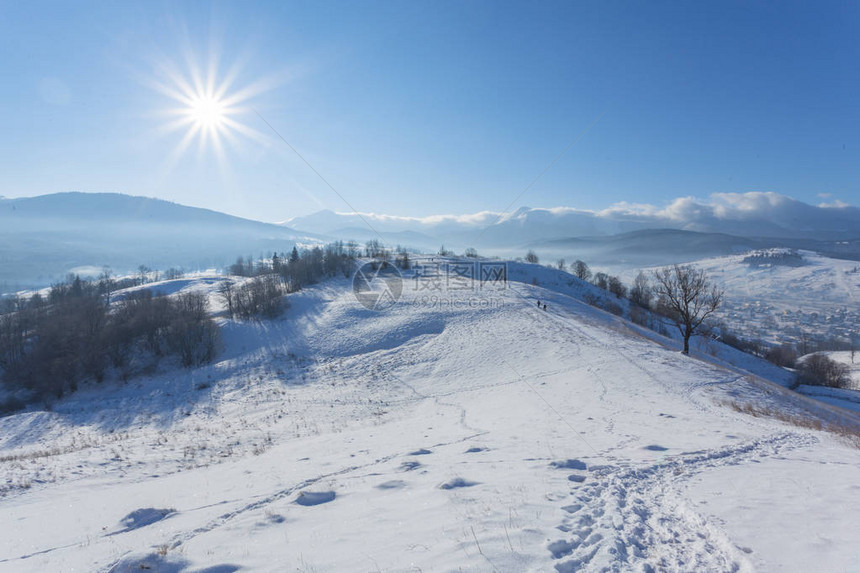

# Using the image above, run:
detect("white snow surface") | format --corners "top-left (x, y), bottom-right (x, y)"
top-left (678, 251), bottom-right (858, 345)
top-left (818, 351), bottom-right (860, 388)
top-left (1, 260), bottom-right (860, 572)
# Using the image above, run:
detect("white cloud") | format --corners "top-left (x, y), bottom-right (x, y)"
top-left (818, 199), bottom-right (851, 208)
top-left (289, 192), bottom-right (858, 240)
top-left (330, 210), bottom-right (501, 228)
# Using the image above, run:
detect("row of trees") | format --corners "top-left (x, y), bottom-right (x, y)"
top-left (0, 276), bottom-right (218, 400)
top-left (742, 249), bottom-right (805, 268)
top-left (221, 241), bottom-right (372, 319)
top-left (229, 242), bottom-right (356, 285)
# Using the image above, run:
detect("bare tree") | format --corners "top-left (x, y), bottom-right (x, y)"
top-left (608, 275), bottom-right (627, 298)
top-left (556, 258), bottom-right (566, 271)
top-left (218, 280), bottom-right (235, 318)
top-left (652, 265), bottom-right (724, 355)
top-left (573, 260), bottom-right (591, 281)
top-left (525, 250), bottom-right (539, 264)
top-left (629, 271), bottom-right (652, 308)
top-left (137, 265), bottom-right (151, 285)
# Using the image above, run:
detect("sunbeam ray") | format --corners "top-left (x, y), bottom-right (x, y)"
top-left (147, 47), bottom-right (278, 166)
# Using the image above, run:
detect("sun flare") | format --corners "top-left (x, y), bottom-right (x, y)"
top-left (147, 50), bottom-right (276, 164)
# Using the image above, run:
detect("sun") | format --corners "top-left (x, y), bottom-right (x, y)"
top-left (188, 95), bottom-right (226, 128)
top-left (147, 50), bottom-right (276, 164)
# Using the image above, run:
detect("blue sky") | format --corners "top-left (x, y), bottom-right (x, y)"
top-left (1, 1), bottom-right (858, 222)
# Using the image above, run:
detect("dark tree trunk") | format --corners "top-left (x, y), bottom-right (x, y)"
top-left (682, 323), bottom-right (692, 354)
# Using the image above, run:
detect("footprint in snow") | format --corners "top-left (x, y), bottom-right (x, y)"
top-left (550, 459), bottom-right (587, 471)
top-left (548, 539), bottom-right (577, 559)
top-left (295, 491), bottom-right (336, 506)
top-left (465, 446), bottom-right (487, 453)
top-left (439, 477), bottom-right (479, 490)
top-left (399, 460), bottom-right (422, 471)
top-left (376, 480), bottom-right (407, 490)
top-left (107, 552), bottom-right (240, 573)
top-left (568, 474), bottom-right (586, 483)
top-left (408, 448), bottom-right (433, 455)
top-left (110, 508), bottom-right (175, 535)
top-left (643, 444), bottom-right (669, 451)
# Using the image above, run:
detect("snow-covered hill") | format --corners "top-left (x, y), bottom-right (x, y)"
top-left (666, 251), bottom-right (859, 345)
top-left (1, 261), bottom-right (859, 572)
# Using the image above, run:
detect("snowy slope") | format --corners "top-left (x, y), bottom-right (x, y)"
top-left (823, 351), bottom-right (860, 387)
top-left (793, 351), bottom-right (860, 413)
top-left (622, 251), bottom-right (860, 346)
top-left (1, 261), bottom-right (860, 572)
top-left (693, 251), bottom-right (859, 314)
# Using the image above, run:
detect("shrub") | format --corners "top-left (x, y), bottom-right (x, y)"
top-left (167, 316), bottom-right (220, 367)
top-left (797, 354), bottom-right (851, 389)
top-left (719, 330), bottom-right (765, 356)
top-left (629, 271), bottom-right (652, 308)
top-left (629, 306), bottom-right (651, 328)
top-left (608, 276), bottom-right (627, 298)
top-left (605, 301), bottom-right (623, 316)
top-left (224, 275), bottom-right (287, 319)
top-left (0, 276), bottom-right (221, 401)
top-left (765, 343), bottom-right (798, 368)
top-left (582, 292), bottom-right (622, 316)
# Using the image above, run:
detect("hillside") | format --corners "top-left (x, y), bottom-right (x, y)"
top-left (664, 251), bottom-right (860, 346)
top-left (1, 261), bottom-right (859, 572)
top-left (532, 229), bottom-right (766, 266)
top-left (0, 193), bottom-right (322, 292)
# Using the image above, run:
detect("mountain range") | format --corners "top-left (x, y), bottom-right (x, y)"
top-left (2, 191), bottom-right (859, 292)
top-left (284, 192), bottom-right (860, 248)
top-left (0, 193), bottom-right (320, 292)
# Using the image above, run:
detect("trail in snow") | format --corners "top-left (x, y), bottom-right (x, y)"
top-left (547, 432), bottom-right (817, 572)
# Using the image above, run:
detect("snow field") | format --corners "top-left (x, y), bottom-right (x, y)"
top-left (1, 260), bottom-right (859, 572)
